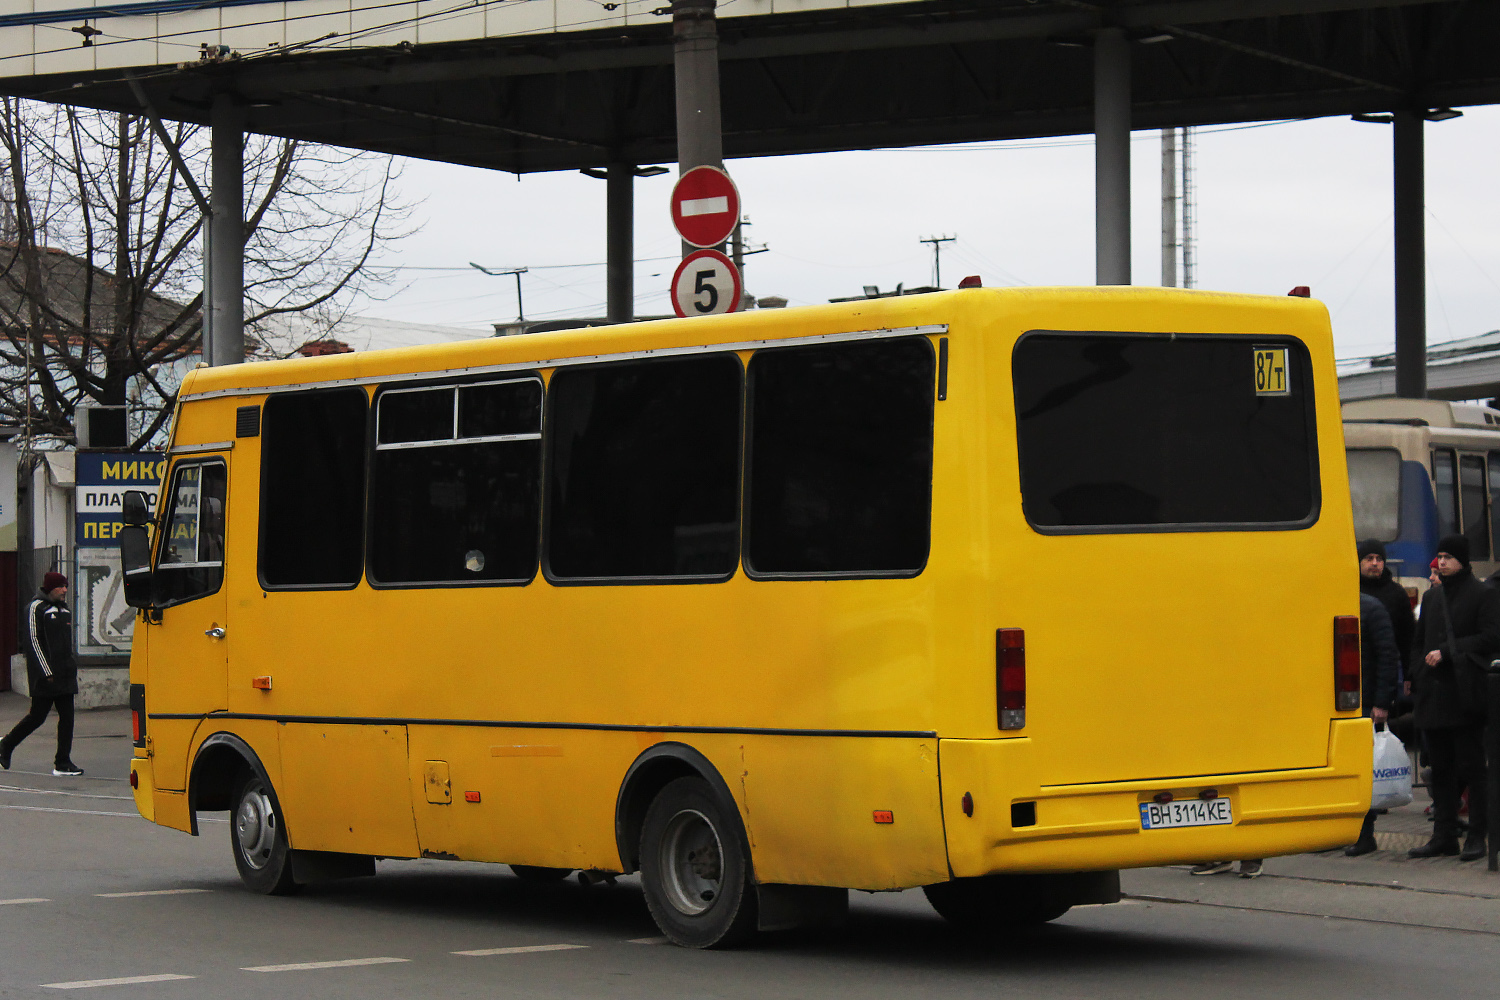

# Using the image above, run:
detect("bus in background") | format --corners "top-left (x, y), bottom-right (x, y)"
top-left (1343, 398), bottom-right (1500, 593)
top-left (121, 287), bottom-right (1369, 949)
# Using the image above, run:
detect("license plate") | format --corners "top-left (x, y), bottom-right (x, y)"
top-left (1139, 798), bottom-right (1233, 830)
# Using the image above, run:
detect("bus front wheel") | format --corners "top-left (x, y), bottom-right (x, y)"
top-left (923, 875), bottom-right (1071, 929)
top-left (230, 774), bottom-right (299, 896)
top-left (639, 776), bottom-right (757, 948)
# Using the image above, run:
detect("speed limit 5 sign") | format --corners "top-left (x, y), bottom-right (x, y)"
top-left (671, 249), bottom-right (742, 318)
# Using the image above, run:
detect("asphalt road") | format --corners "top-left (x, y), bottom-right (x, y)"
top-left (3, 698), bottom-right (1498, 998)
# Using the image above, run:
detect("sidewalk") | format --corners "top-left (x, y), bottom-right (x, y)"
top-left (0, 690), bottom-right (133, 782)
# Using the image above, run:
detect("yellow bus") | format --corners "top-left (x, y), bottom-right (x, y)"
top-left (121, 286), bottom-right (1369, 947)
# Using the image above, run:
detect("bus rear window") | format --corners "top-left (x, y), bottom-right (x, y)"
top-left (1013, 333), bottom-right (1318, 531)
top-left (1347, 449), bottom-right (1401, 542)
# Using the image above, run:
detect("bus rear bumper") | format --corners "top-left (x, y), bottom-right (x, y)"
top-left (939, 718), bottom-right (1371, 876)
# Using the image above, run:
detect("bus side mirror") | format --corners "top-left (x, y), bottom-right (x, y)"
top-left (122, 490), bottom-right (153, 526)
top-left (121, 525), bottom-right (154, 609)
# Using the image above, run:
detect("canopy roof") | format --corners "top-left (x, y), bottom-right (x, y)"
top-left (1, 1), bottom-right (1494, 172)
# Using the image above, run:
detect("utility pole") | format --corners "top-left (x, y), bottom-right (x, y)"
top-left (1181, 126), bottom-right (1197, 288)
top-left (920, 234), bottom-right (956, 289)
top-left (1160, 128), bottom-right (1178, 287)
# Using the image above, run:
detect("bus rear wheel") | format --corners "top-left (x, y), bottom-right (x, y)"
top-left (510, 865), bottom-right (574, 883)
top-left (923, 875), bottom-right (1071, 929)
top-left (231, 774), bottom-right (299, 896)
top-left (639, 776), bottom-right (757, 949)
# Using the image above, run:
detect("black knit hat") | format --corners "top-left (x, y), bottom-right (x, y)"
top-left (1437, 533), bottom-right (1471, 568)
top-left (1358, 539), bottom-right (1387, 561)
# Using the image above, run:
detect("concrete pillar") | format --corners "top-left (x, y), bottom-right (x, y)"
top-left (673, 0), bottom-right (723, 174)
top-left (605, 164), bottom-right (634, 323)
top-left (1161, 128), bottom-right (1178, 287)
top-left (674, 0), bottom-right (723, 260)
top-left (208, 94), bottom-right (244, 367)
top-left (1094, 27), bottom-right (1131, 286)
top-left (1393, 110), bottom-right (1426, 399)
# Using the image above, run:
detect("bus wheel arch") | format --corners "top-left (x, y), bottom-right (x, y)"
top-left (189, 732), bottom-right (301, 895)
top-left (614, 743), bottom-right (750, 878)
top-left (188, 732), bottom-right (283, 838)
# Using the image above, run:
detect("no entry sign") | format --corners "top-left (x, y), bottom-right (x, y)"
top-left (671, 166), bottom-right (740, 248)
top-left (671, 249), bottom-right (742, 317)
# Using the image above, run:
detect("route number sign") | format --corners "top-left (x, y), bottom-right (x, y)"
top-left (671, 166), bottom-right (741, 248)
top-left (671, 249), bottom-right (742, 318)
top-left (1253, 347), bottom-right (1289, 396)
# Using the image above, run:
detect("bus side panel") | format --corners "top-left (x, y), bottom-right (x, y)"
top-left (276, 722), bottom-right (420, 858)
top-left (405, 726), bottom-right (629, 869)
top-left (738, 735), bottom-right (948, 890)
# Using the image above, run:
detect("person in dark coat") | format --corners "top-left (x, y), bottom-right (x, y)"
top-left (1345, 592), bottom-right (1401, 855)
top-left (1358, 539), bottom-right (1415, 665)
top-left (0, 572), bottom-right (82, 776)
top-left (1407, 534), bottom-right (1495, 861)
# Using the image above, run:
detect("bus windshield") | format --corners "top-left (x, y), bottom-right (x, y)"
top-left (1346, 448), bottom-right (1401, 542)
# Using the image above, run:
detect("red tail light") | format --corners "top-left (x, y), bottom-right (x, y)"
top-left (1334, 615), bottom-right (1360, 711)
top-left (997, 628), bottom-right (1026, 730)
top-left (131, 709), bottom-right (142, 743)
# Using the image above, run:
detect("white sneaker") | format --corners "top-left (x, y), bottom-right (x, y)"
top-left (1190, 861), bottom-right (1234, 876)
top-left (52, 763), bottom-right (84, 777)
top-left (1238, 861), bottom-right (1264, 878)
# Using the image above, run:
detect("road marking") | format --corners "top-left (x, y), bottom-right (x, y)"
top-left (96, 889), bottom-right (212, 898)
top-left (242, 958), bottom-right (410, 972)
top-left (452, 944), bottom-right (588, 957)
top-left (629, 936), bottom-right (670, 945)
top-left (0, 783), bottom-right (134, 801)
top-left (41, 974), bottom-right (194, 989)
top-left (5, 769), bottom-right (127, 783)
top-left (0, 804), bottom-right (140, 819)
top-left (0, 897), bottom-right (50, 905)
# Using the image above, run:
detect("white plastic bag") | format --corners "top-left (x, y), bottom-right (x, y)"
top-left (1370, 725), bottom-right (1413, 811)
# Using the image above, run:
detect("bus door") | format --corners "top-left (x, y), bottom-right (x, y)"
top-left (145, 458), bottom-right (230, 790)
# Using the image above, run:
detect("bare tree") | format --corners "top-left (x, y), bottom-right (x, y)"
top-left (0, 97), bottom-right (410, 450)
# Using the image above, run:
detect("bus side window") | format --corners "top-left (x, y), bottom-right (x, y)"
top-left (1460, 454), bottom-right (1490, 561)
top-left (1489, 452), bottom-right (1500, 557)
top-left (259, 389), bottom-right (368, 589)
top-left (370, 378), bottom-right (543, 586)
top-left (156, 461), bottom-right (227, 607)
top-left (545, 355), bottom-right (741, 580)
top-left (1432, 448), bottom-right (1459, 539)
top-left (744, 336), bottom-right (935, 577)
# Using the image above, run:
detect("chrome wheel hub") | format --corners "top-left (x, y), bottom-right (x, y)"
top-left (235, 786), bottom-right (277, 870)
top-left (659, 809), bottom-right (723, 916)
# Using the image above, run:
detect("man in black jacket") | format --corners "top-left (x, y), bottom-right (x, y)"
top-left (1408, 535), bottom-right (1495, 861)
top-left (1345, 592), bottom-right (1401, 855)
top-left (1359, 539), bottom-right (1415, 665)
top-left (0, 572), bottom-right (83, 776)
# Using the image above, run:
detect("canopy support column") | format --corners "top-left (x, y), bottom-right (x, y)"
top-left (1393, 109), bottom-right (1426, 399)
top-left (208, 93), bottom-right (244, 367)
top-left (1095, 27), bottom-right (1131, 286)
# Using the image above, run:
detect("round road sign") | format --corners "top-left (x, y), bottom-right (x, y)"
top-left (671, 249), bottom-right (742, 318)
top-left (671, 166), bottom-right (741, 248)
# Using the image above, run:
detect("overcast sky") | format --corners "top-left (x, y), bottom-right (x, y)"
top-left (362, 104), bottom-right (1500, 364)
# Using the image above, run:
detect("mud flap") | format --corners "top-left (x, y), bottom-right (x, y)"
top-left (756, 883), bottom-right (849, 932)
top-left (290, 850), bottom-right (376, 883)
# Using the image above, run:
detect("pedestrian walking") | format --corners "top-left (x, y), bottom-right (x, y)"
top-left (1345, 590), bottom-right (1400, 856)
top-left (0, 572), bottom-right (83, 776)
top-left (1407, 535), bottom-right (1494, 861)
